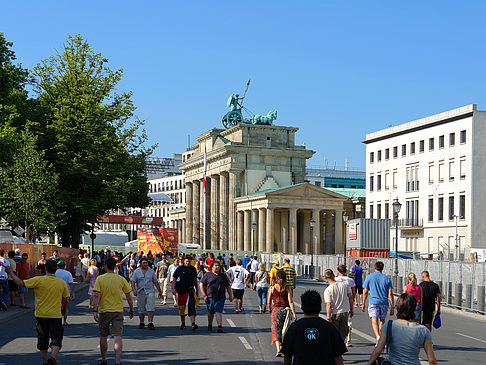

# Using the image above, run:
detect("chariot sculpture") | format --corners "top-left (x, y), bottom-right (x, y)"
top-left (222, 80), bottom-right (277, 129)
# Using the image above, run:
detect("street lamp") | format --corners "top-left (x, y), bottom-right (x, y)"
top-left (392, 198), bottom-right (402, 280)
top-left (343, 211), bottom-right (349, 257)
top-left (251, 220), bottom-right (257, 256)
top-left (310, 217), bottom-right (316, 278)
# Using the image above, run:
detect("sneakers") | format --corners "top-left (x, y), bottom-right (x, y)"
top-left (346, 343), bottom-right (352, 347)
top-left (138, 322), bottom-right (145, 329)
top-left (217, 326), bottom-right (224, 333)
top-left (148, 322), bottom-right (155, 330)
top-left (173, 303), bottom-right (178, 307)
top-left (161, 300), bottom-right (166, 305)
top-left (180, 323), bottom-right (186, 330)
top-left (191, 323), bottom-right (198, 331)
top-left (0, 302), bottom-right (7, 311)
top-left (208, 324), bottom-right (213, 331)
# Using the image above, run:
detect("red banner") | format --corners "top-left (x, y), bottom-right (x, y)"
top-left (99, 215), bottom-right (164, 225)
top-left (137, 227), bottom-right (178, 255)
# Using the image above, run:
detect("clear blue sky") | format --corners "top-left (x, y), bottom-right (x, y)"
top-left (4, 1), bottom-right (486, 169)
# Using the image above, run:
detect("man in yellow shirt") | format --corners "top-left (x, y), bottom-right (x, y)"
top-left (93, 257), bottom-right (134, 365)
top-left (269, 260), bottom-right (281, 286)
top-left (7, 259), bottom-right (69, 365)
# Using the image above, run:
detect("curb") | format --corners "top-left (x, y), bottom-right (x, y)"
top-left (0, 283), bottom-right (89, 324)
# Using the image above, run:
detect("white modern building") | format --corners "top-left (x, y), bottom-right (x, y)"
top-left (365, 104), bottom-right (486, 261)
top-left (145, 173), bottom-right (186, 221)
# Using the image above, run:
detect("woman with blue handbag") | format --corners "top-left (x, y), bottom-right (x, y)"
top-left (367, 293), bottom-right (437, 365)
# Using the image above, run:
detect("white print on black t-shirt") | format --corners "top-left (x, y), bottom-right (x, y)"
top-left (304, 328), bottom-right (319, 340)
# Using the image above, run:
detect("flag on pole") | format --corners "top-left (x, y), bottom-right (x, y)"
top-left (203, 145), bottom-right (207, 194)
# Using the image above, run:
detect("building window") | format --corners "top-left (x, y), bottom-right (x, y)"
top-left (369, 176), bottom-right (374, 192)
top-left (449, 196), bottom-right (454, 220)
top-left (438, 197), bottom-right (444, 221)
top-left (393, 146), bottom-right (398, 158)
top-left (449, 161), bottom-right (455, 181)
top-left (459, 194), bottom-right (465, 219)
top-left (377, 174), bottom-right (382, 191)
top-left (393, 171), bottom-right (397, 189)
top-left (377, 204), bottom-right (381, 219)
top-left (385, 148), bottom-right (390, 160)
top-left (428, 164), bottom-right (434, 184)
top-left (419, 140), bottom-right (425, 153)
top-left (439, 135), bottom-right (444, 148)
top-left (410, 142), bottom-right (416, 154)
top-left (315, 181), bottom-right (321, 187)
top-left (385, 202), bottom-right (389, 219)
top-left (460, 159), bottom-right (466, 179)
top-left (429, 137), bottom-right (434, 151)
top-left (385, 172), bottom-right (389, 190)
top-left (370, 152), bottom-right (374, 163)
top-left (460, 130), bottom-right (466, 144)
top-left (449, 133), bottom-right (455, 146)
top-left (402, 144), bottom-right (406, 156)
top-left (438, 163), bottom-right (444, 182)
top-left (428, 198), bottom-right (434, 222)
top-left (369, 205), bottom-right (374, 219)
top-left (377, 150), bottom-right (382, 162)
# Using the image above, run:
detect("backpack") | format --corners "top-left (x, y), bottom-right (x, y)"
top-left (349, 266), bottom-right (356, 281)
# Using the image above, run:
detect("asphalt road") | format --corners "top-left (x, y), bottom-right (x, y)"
top-left (1, 278), bottom-right (485, 364)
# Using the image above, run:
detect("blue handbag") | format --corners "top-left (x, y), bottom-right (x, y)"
top-left (433, 312), bottom-right (441, 329)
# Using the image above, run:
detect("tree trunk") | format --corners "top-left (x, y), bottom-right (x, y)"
top-left (24, 222), bottom-right (30, 243)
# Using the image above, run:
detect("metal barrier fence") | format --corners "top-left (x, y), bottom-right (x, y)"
top-left (259, 253), bottom-right (486, 314)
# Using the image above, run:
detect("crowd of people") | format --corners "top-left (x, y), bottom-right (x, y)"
top-left (0, 247), bottom-right (442, 365)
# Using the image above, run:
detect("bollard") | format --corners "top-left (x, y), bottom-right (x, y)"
top-left (391, 276), bottom-right (397, 290)
top-left (466, 284), bottom-right (473, 310)
top-left (477, 286), bottom-right (485, 313)
top-left (455, 283), bottom-right (463, 308)
top-left (447, 282), bottom-right (453, 305)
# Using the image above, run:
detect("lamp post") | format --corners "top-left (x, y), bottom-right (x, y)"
top-left (251, 220), bottom-right (257, 256)
top-left (392, 198), bottom-right (402, 280)
top-left (310, 217), bottom-right (316, 279)
top-left (343, 211), bottom-right (349, 257)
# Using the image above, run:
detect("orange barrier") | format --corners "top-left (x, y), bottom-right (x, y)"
top-left (0, 243), bottom-right (80, 277)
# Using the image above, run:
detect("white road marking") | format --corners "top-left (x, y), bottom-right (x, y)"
top-left (227, 318), bottom-right (236, 327)
top-left (239, 336), bottom-right (253, 350)
top-left (456, 332), bottom-right (486, 344)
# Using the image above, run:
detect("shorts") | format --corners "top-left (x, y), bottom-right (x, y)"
top-left (75, 267), bottom-right (82, 276)
top-left (8, 279), bottom-right (18, 292)
top-left (249, 272), bottom-right (256, 284)
top-left (206, 297), bottom-right (225, 314)
top-left (348, 317), bottom-right (353, 329)
top-left (368, 304), bottom-right (388, 319)
top-left (421, 308), bottom-right (435, 325)
top-left (18, 286), bottom-right (28, 293)
top-left (331, 312), bottom-right (349, 341)
top-left (82, 267), bottom-right (88, 272)
top-left (232, 288), bottom-right (244, 300)
top-left (356, 285), bottom-right (363, 295)
top-left (137, 290), bottom-right (155, 313)
top-left (99, 312), bottom-right (124, 337)
top-left (177, 290), bottom-right (197, 317)
top-left (414, 303), bottom-right (422, 321)
top-left (35, 317), bottom-right (63, 350)
top-left (159, 278), bottom-right (168, 296)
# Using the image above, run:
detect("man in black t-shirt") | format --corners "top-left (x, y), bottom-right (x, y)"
top-left (420, 270), bottom-right (441, 332)
top-left (172, 256), bottom-right (199, 331)
top-left (281, 290), bottom-right (346, 365)
top-left (200, 261), bottom-right (233, 332)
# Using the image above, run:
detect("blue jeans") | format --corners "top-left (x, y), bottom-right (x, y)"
top-left (256, 286), bottom-right (268, 306)
top-left (0, 279), bottom-right (9, 304)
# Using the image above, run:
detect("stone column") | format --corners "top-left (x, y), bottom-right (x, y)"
top-left (266, 208), bottom-right (274, 253)
top-left (312, 209), bottom-right (321, 255)
top-left (303, 210), bottom-right (311, 254)
top-left (289, 208), bottom-right (297, 254)
top-left (229, 171), bottom-right (240, 251)
top-left (258, 208), bottom-right (266, 252)
top-left (274, 211), bottom-right (281, 253)
top-left (251, 209), bottom-right (258, 254)
top-left (325, 211), bottom-right (334, 254)
top-left (219, 172), bottom-right (229, 250)
top-left (193, 180), bottom-right (200, 245)
top-left (244, 210), bottom-right (251, 252)
top-left (210, 175), bottom-right (220, 251)
top-left (237, 210), bottom-right (244, 251)
top-left (334, 209), bottom-right (344, 255)
top-left (181, 219), bottom-right (185, 242)
top-left (281, 210), bottom-right (289, 253)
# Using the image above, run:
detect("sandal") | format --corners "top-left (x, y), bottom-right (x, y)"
top-left (275, 352), bottom-right (283, 357)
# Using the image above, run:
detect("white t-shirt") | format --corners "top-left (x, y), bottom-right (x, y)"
top-left (0, 257), bottom-right (10, 279)
top-left (335, 275), bottom-right (356, 289)
top-left (249, 260), bottom-right (259, 272)
top-left (227, 266), bottom-right (249, 290)
top-left (168, 264), bottom-right (179, 282)
top-left (324, 281), bottom-right (352, 315)
top-left (55, 269), bottom-right (74, 295)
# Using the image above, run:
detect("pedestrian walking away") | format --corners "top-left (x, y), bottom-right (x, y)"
top-left (367, 293), bottom-right (437, 365)
top-left (281, 258), bottom-right (297, 292)
top-left (323, 269), bottom-right (354, 343)
top-left (247, 255), bottom-right (259, 289)
top-left (7, 250), bottom-right (17, 307)
top-left (226, 259), bottom-right (249, 313)
top-left (16, 253), bottom-right (31, 308)
top-left (255, 262), bottom-right (269, 313)
top-left (87, 259), bottom-right (99, 309)
top-left (55, 260), bottom-right (75, 325)
top-left (167, 257), bottom-right (180, 307)
top-left (281, 290), bottom-right (347, 365)
top-left (361, 261), bottom-right (394, 343)
top-left (6, 259), bottom-right (69, 365)
top-left (268, 269), bottom-right (297, 357)
top-left (200, 261), bottom-right (233, 332)
top-left (419, 270), bottom-right (441, 333)
top-left (335, 264), bottom-right (356, 346)
top-left (0, 249), bottom-right (10, 311)
top-left (155, 254), bottom-right (170, 305)
top-left (92, 257), bottom-right (135, 365)
top-left (172, 255), bottom-right (199, 331)
top-left (131, 257), bottom-right (163, 330)
top-left (269, 260), bottom-right (281, 286)
top-left (350, 260), bottom-right (363, 306)
top-left (403, 272), bottom-right (423, 322)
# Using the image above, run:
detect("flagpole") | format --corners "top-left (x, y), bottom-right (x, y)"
top-left (203, 146), bottom-right (207, 251)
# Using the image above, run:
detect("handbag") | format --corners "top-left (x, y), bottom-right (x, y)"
top-left (433, 312), bottom-right (441, 329)
top-left (375, 320), bottom-right (393, 365)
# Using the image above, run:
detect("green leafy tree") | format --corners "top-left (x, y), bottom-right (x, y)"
top-left (32, 34), bottom-right (152, 247)
top-left (0, 127), bottom-right (60, 242)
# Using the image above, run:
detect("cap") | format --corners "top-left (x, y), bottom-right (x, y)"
top-left (58, 259), bottom-right (65, 265)
top-left (15, 248), bottom-right (20, 254)
top-left (272, 260), bottom-right (280, 265)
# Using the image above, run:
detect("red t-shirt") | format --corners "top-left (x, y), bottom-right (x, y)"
top-left (16, 261), bottom-right (30, 280)
top-left (205, 257), bottom-right (214, 267)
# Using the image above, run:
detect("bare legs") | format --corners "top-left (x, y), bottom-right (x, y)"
top-left (371, 317), bottom-right (385, 339)
top-left (100, 336), bottom-right (123, 364)
top-left (40, 345), bottom-right (60, 363)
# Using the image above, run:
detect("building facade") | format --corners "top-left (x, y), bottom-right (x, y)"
top-left (305, 166), bottom-right (365, 189)
top-left (365, 104), bottom-right (486, 260)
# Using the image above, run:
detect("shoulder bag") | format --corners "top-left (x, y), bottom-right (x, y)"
top-left (375, 320), bottom-right (393, 365)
